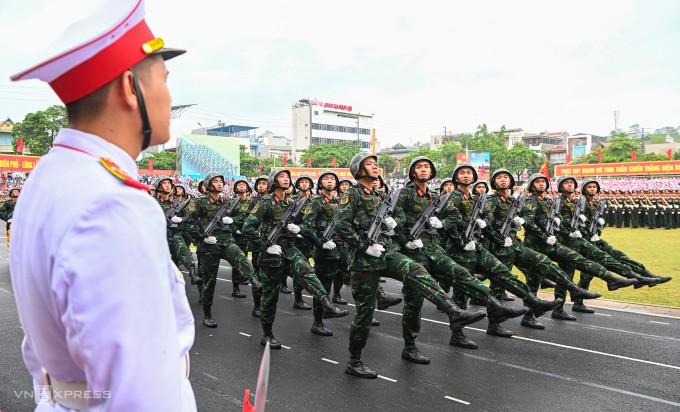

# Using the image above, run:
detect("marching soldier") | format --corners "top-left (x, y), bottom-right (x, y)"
top-left (0, 187), bottom-right (19, 250)
top-left (231, 178), bottom-right (256, 297)
top-left (184, 173), bottom-right (263, 328)
top-left (335, 153), bottom-right (486, 378)
top-left (286, 173), bottom-right (316, 310)
top-left (250, 174), bottom-right (270, 275)
top-left (242, 168), bottom-right (348, 349)
top-left (332, 177), bottom-right (355, 303)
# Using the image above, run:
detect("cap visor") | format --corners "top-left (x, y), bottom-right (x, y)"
top-left (153, 47), bottom-right (186, 61)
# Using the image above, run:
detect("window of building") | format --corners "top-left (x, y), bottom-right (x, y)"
top-left (314, 111), bottom-right (319, 115)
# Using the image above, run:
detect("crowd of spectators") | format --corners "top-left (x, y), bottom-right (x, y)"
top-left (181, 140), bottom-right (238, 177)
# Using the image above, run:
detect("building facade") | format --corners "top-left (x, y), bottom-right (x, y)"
top-left (0, 118), bottom-right (15, 153)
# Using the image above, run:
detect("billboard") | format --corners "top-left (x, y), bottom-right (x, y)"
top-left (179, 134), bottom-right (240, 178)
top-left (555, 160), bottom-right (680, 177)
top-left (456, 152), bottom-right (491, 180)
top-left (0, 154), bottom-right (40, 172)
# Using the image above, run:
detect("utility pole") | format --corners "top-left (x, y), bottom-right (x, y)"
top-left (356, 113), bottom-right (361, 148)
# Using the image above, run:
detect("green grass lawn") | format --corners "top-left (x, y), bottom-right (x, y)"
top-left (514, 228), bottom-right (680, 307)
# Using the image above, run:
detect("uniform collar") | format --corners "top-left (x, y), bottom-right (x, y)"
top-left (52, 128), bottom-right (139, 179)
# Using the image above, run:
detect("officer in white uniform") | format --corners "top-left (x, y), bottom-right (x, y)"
top-left (9, 0), bottom-right (196, 410)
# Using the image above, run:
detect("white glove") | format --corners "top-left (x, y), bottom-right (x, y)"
top-left (569, 231), bottom-right (582, 238)
top-left (590, 234), bottom-right (600, 242)
top-left (384, 217), bottom-right (398, 230)
top-left (475, 219), bottom-right (486, 229)
top-left (553, 217), bottom-right (561, 226)
top-left (464, 241), bottom-right (476, 251)
top-left (266, 244), bottom-right (282, 255)
top-left (236, 230), bottom-right (242, 235)
top-left (203, 236), bottom-right (217, 245)
top-left (578, 214), bottom-right (587, 222)
top-left (171, 216), bottom-right (183, 224)
top-left (405, 239), bottom-right (424, 249)
top-left (365, 243), bottom-right (385, 257)
top-left (503, 237), bottom-right (513, 247)
top-left (322, 240), bottom-right (337, 250)
top-left (7, 218), bottom-right (11, 224)
top-left (286, 223), bottom-right (301, 234)
top-left (296, 234), bottom-right (303, 238)
top-left (428, 216), bottom-right (443, 229)
top-left (546, 235), bottom-right (557, 245)
top-left (512, 216), bottom-right (525, 226)
top-left (597, 218), bottom-right (605, 225)
top-left (221, 216), bottom-right (233, 225)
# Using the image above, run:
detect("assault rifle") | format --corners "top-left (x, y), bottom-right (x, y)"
top-left (165, 198), bottom-right (190, 227)
top-left (463, 192), bottom-right (487, 243)
top-left (588, 199), bottom-right (607, 236)
top-left (499, 193), bottom-right (527, 238)
top-left (366, 189), bottom-right (401, 245)
top-left (545, 197), bottom-right (562, 236)
top-left (265, 196), bottom-right (308, 246)
top-left (320, 216), bottom-right (337, 243)
top-left (408, 192), bottom-right (452, 241)
top-left (203, 197), bottom-right (240, 237)
top-left (569, 196), bottom-right (587, 232)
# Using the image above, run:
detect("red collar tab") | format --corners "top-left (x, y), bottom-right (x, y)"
top-left (364, 187), bottom-right (372, 195)
top-left (274, 195), bottom-right (280, 202)
top-left (501, 196), bottom-right (506, 202)
top-left (463, 194), bottom-right (469, 200)
top-left (99, 157), bottom-right (148, 191)
top-left (417, 189), bottom-right (423, 197)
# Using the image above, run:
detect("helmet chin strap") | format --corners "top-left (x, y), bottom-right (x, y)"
top-left (130, 67), bottom-right (152, 151)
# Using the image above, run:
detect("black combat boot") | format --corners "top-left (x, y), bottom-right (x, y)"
top-left (524, 295), bottom-right (563, 318)
top-left (602, 272), bottom-right (637, 291)
top-left (280, 277), bottom-right (292, 294)
top-left (443, 300), bottom-right (487, 329)
top-left (202, 305), bottom-right (217, 328)
top-left (321, 296), bottom-right (349, 318)
top-left (540, 279), bottom-right (557, 289)
top-left (487, 322), bottom-right (514, 337)
top-left (520, 312), bottom-right (545, 329)
top-left (250, 277), bottom-right (263, 292)
top-left (294, 299), bottom-right (312, 310)
top-left (377, 287), bottom-right (402, 310)
top-left (252, 291), bottom-right (261, 318)
top-left (345, 358), bottom-right (378, 379)
top-left (260, 335), bottom-right (282, 349)
top-left (643, 270), bottom-right (672, 284)
top-left (197, 283), bottom-right (204, 305)
top-left (189, 263), bottom-right (201, 285)
top-left (232, 284), bottom-right (246, 298)
top-left (572, 299), bottom-right (595, 314)
top-left (626, 272), bottom-right (661, 289)
top-left (551, 303), bottom-right (577, 321)
top-left (371, 318), bottom-right (380, 326)
top-left (332, 293), bottom-right (348, 305)
top-left (311, 321), bottom-right (333, 336)
top-left (449, 327), bottom-right (478, 349)
top-left (502, 293), bottom-right (515, 302)
top-left (486, 296), bottom-right (528, 324)
top-left (401, 346), bottom-right (430, 364)
top-left (567, 283), bottom-right (601, 301)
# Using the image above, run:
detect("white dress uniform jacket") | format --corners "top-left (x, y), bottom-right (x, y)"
top-left (10, 128), bottom-right (196, 411)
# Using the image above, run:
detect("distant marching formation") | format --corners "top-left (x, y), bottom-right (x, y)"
top-left (153, 154), bottom-right (673, 379)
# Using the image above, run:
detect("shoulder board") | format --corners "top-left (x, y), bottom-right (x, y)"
top-left (100, 158), bottom-right (148, 191)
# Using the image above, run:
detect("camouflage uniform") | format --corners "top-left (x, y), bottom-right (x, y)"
top-left (157, 197), bottom-right (195, 272)
top-left (0, 195), bottom-right (17, 251)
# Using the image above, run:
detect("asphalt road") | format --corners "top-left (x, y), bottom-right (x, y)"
top-left (1, 247), bottom-right (679, 411)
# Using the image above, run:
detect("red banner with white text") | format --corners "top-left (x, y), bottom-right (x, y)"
top-left (0, 154), bottom-right (41, 172)
top-left (555, 160), bottom-right (680, 177)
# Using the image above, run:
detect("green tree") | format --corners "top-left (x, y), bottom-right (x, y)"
top-left (673, 151), bottom-right (680, 160)
top-left (299, 142), bottom-right (362, 168)
top-left (504, 143), bottom-right (543, 180)
top-left (12, 105), bottom-right (67, 156)
top-left (379, 154), bottom-right (397, 175)
top-left (604, 137), bottom-right (642, 162)
top-left (137, 151), bottom-right (176, 170)
top-left (639, 153), bottom-right (669, 162)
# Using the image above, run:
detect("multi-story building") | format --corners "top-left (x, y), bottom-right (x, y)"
top-left (521, 131), bottom-right (568, 152)
top-left (566, 133), bottom-right (609, 161)
top-left (191, 123), bottom-right (260, 157)
top-left (292, 98), bottom-right (374, 151)
top-left (0, 118), bottom-right (15, 153)
top-left (258, 130), bottom-right (294, 159)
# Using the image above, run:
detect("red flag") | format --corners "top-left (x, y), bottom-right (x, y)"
top-left (258, 164), bottom-right (262, 174)
top-left (331, 157), bottom-right (337, 167)
top-left (539, 158), bottom-right (551, 180)
top-left (667, 148), bottom-right (673, 159)
top-left (631, 150), bottom-right (636, 161)
top-left (307, 157), bottom-right (312, 167)
top-left (148, 159), bottom-right (154, 171)
top-left (598, 151), bottom-right (603, 163)
top-left (16, 139), bottom-right (24, 153)
top-left (282, 155), bottom-right (287, 166)
top-left (565, 154), bottom-right (571, 164)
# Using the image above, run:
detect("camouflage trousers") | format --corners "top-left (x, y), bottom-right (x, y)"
top-left (576, 239), bottom-right (634, 290)
top-left (447, 245), bottom-right (532, 310)
top-left (283, 243), bottom-right (313, 299)
top-left (313, 258), bottom-right (339, 322)
top-left (168, 232), bottom-right (194, 271)
top-left (259, 249), bottom-right (328, 332)
top-left (234, 240), bottom-right (250, 282)
top-left (333, 245), bottom-right (352, 295)
top-left (594, 238), bottom-right (647, 274)
top-left (348, 252), bottom-right (452, 359)
top-left (199, 242), bottom-right (257, 308)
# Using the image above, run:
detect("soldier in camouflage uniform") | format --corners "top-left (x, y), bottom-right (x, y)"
top-left (440, 178), bottom-right (454, 193)
top-left (441, 164), bottom-right (562, 347)
top-left (520, 174), bottom-right (637, 315)
top-left (0, 187), bottom-right (20, 251)
top-left (230, 178), bottom-right (256, 299)
top-left (154, 178), bottom-right (200, 285)
top-left (250, 175), bottom-right (270, 275)
top-left (184, 173), bottom-right (263, 328)
top-left (396, 158), bottom-right (527, 353)
top-left (332, 178), bottom-right (355, 303)
top-left (483, 170), bottom-right (600, 329)
top-left (336, 153), bottom-right (488, 378)
top-left (243, 168), bottom-right (348, 349)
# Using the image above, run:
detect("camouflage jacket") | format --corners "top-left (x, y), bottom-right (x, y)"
top-left (184, 196), bottom-right (233, 253)
top-left (300, 193), bottom-right (341, 260)
top-left (554, 194), bottom-right (581, 248)
top-left (394, 181), bottom-right (445, 255)
top-left (437, 188), bottom-right (489, 260)
top-left (581, 196), bottom-right (602, 238)
top-left (521, 193), bottom-right (553, 246)
top-left (231, 195), bottom-right (256, 240)
top-left (0, 200), bottom-right (16, 223)
top-left (335, 182), bottom-right (405, 272)
top-left (483, 192), bottom-right (520, 255)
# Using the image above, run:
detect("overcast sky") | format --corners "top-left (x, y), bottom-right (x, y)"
top-left (1, 0), bottom-right (678, 149)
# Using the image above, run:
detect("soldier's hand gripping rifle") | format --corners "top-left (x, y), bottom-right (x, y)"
top-left (463, 192), bottom-right (487, 243)
top-left (203, 197), bottom-right (240, 237)
top-left (408, 192), bottom-right (452, 241)
top-left (569, 196), bottom-right (587, 232)
top-left (265, 196), bottom-right (309, 246)
top-left (366, 189), bottom-right (401, 245)
top-left (321, 215), bottom-right (337, 243)
top-left (544, 197), bottom-right (562, 236)
top-left (165, 198), bottom-right (191, 227)
top-left (499, 193), bottom-right (527, 238)
top-left (588, 199), bottom-right (607, 236)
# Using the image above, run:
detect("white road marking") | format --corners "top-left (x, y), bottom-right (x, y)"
top-left (377, 375), bottom-right (397, 383)
top-left (321, 358), bottom-right (338, 365)
top-left (203, 373), bottom-right (219, 380)
top-left (0, 286), bottom-right (13, 296)
top-left (239, 332), bottom-right (251, 337)
top-left (594, 313), bottom-right (612, 317)
top-left (281, 345), bottom-right (291, 350)
top-left (650, 321), bottom-right (669, 325)
top-left (445, 396), bottom-right (470, 405)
